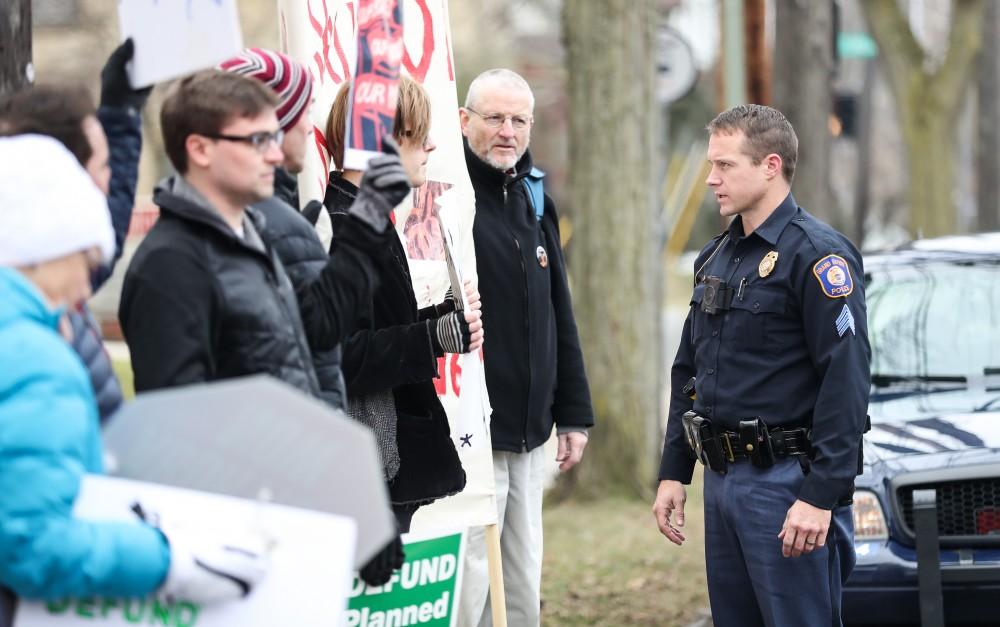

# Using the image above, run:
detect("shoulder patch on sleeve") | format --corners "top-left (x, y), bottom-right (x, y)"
top-left (812, 254), bottom-right (854, 298)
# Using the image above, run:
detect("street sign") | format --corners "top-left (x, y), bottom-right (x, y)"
top-left (838, 32), bottom-right (878, 59)
top-left (656, 25), bottom-right (698, 105)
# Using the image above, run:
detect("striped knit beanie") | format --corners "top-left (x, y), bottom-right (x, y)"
top-left (218, 48), bottom-right (313, 132)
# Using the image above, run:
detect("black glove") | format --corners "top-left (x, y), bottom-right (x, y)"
top-left (302, 199), bottom-right (324, 226)
top-left (431, 310), bottom-right (472, 355)
top-left (100, 39), bottom-right (152, 112)
top-left (348, 136), bottom-right (411, 233)
top-left (359, 531), bottom-right (405, 587)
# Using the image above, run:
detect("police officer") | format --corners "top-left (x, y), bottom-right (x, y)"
top-left (652, 104), bottom-right (870, 627)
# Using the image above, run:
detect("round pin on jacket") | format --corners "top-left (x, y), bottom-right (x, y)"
top-left (536, 245), bottom-right (548, 268)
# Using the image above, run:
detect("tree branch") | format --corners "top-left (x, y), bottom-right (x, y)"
top-left (929, 0), bottom-right (986, 115)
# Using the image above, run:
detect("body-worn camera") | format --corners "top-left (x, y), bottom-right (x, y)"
top-left (700, 276), bottom-right (734, 315)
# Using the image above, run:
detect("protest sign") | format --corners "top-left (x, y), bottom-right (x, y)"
top-left (343, 0), bottom-right (405, 170)
top-left (346, 530), bottom-right (465, 627)
top-left (117, 0), bottom-right (243, 87)
top-left (14, 475), bottom-right (356, 626)
top-left (279, 0), bottom-right (498, 532)
top-left (101, 376), bottom-right (396, 568)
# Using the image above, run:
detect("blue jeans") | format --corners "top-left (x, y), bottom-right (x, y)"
top-left (703, 457), bottom-right (856, 627)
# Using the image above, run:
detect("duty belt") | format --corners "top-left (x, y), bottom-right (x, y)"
top-left (682, 411), bottom-right (810, 473)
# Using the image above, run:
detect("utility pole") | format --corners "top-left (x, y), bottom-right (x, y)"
top-left (0, 0), bottom-right (33, 97)
top-left (744, 0), bottom-right (770, 104)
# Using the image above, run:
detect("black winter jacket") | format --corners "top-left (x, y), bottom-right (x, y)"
top-left (120, 176), bottom-right (380, 394)
top-left (324, 177), bottom-right (465, 513)
top-left (466, 142), bottom-right (594, 452)
top-left (253, 186), bottom-right (348, 411)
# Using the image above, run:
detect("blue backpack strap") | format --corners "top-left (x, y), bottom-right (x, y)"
top-left (522, 167), bottom-right (546, 221)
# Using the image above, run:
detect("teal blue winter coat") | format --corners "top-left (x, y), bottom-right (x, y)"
top-left (0, 267), bottom-right (169, 599)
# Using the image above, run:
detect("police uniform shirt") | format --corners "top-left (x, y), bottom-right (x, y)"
top-left (659, 193), bottom-right (871, 510)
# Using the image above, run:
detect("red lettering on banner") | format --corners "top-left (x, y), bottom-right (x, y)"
top-left (434, 356), bottom-right (447, 394)
top-left (313, 126), bottom-right (331, 188)
top-left (449, 352), bottom-right (462, 396)
top-left (433, 353), bottom-right (470, 398)
top-left (402, 0), bottom-right (434, 82)
top-left (308, 0), bottom-right (353, 84)
top-left (443, 0), bottom-right (454, 82)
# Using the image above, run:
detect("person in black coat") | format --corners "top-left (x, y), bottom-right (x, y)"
top-left (119, 71), bottom-right (405, 398)
top-left (458, 69), bottom-right (595, 627)
top-left (323, 78), bottom-right (480, 538)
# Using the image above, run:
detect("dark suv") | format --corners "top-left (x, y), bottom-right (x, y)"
top-left (843, 233), bottom-right (1000, 625)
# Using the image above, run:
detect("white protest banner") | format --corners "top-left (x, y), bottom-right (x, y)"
top-left (346, 530), bottom-right (465, 627)
top-left (117, 0), bottom-right (243, 88)
top-left (343, 0), bottom-right (404, 170)
top-left (15, 475), bottom-right (356, 627)
top-left (279, 0), bottom-right (498, 531)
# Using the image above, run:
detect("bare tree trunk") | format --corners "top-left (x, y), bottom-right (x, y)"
top-left (863, 0), bottom-right (985, 238)
top-left (0, 0), bottom-right (32, 97)
top-left (772, 0), bottom-right (839, 228)
top-left (557, 0), bottom-right (661, 500)
top-left (977, 0), bottom-right (1000, 233)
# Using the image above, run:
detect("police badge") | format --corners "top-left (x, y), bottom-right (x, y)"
top-left (758, 251), bottom-right (779, 278)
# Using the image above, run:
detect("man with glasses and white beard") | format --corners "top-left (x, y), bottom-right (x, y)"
top-left (458, 69), bottom-right (594, 627)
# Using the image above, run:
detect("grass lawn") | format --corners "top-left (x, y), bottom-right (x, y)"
top-left (541, 470), bottom-right (709, 626)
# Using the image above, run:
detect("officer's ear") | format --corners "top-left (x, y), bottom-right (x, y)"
top-left (762, 153), bottom-right (783, 181)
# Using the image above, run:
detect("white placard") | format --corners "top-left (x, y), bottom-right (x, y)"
top-left (15, 475), bottom-right (356, 626)
top-left (279, 0), bottom-right (499, 532)
top-left (118, 0), bottom-right (243, 88)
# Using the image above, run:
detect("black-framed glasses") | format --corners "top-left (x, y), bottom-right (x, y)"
top-left (466, 107), bottom-right (532, 131)
top-left (202, 129), bottom-right (285, 153)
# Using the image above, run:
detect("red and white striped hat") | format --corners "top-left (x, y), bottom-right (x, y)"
top-left (218, 48), bottom-right (313, 132)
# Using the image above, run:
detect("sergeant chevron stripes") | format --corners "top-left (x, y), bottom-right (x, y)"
top-left (836, 303), bottom-right (856, 337)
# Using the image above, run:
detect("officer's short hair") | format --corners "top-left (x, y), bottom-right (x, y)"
top-left (160, 70), bottom-right (279, 174)
top-left (325, 75), bottom-right (431, 172)
top-left (707, 104), bottom-right (798, 183)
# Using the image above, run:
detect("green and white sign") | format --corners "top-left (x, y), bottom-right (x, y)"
top-left (346, 531), bottom-right (465, 627)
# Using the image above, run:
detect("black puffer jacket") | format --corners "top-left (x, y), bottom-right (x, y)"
top-left (324, 176), bottom-right (465, 519)
top-left (120, 176), bottom-right (381, 394)
top-left (254, 190), bottom-right (348, 411)
top-left (466, 142), bottom-right (594, 452)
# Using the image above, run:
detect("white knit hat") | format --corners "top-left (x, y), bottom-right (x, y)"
top-left (0, 134), bottom-right (115, 267)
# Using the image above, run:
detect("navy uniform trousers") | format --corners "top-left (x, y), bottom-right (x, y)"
top-left (704, 458), bottom-right (856, 627)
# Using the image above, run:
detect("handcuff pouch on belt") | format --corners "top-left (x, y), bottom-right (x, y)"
top-left (739, 417), bottom-right (775, 469)
top-left (700, 276), bottom-right (734, 315)
top-left (682, 411), bottom-right (731, 473)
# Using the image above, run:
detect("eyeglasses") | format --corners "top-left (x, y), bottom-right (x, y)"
top-left (203, 129), bottom-right (285, 153)
top-left (466, 107), bottom-right (532, 131)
